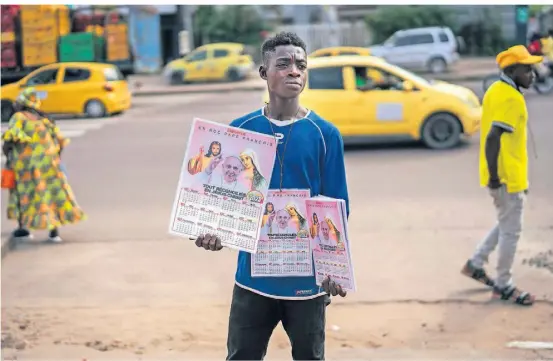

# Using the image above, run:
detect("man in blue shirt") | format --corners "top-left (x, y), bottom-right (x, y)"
top-left (195, 31), bottom-right (350, 360)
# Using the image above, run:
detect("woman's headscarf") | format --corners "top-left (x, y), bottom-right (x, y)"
top-left (325, 217), bottom-right (342, 244)
top-left (240, 148), bottom-right (263, 174)
top-left (16, 87), bottom-right (41, 110)
top-left (240, 148), bottom-right (266, 190)
top-left (286, 202), bottom-right (307, 229)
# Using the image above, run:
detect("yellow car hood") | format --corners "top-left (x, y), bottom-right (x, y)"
top-left (1, 82), bottom-right (20, 100)
top-left (431, 81), bottom-right (480, 107)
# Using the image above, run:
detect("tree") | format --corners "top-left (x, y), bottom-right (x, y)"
top-left (193, 5), bottom-right (271, 48)
top-left (365, 5), bottom-right (456, 44)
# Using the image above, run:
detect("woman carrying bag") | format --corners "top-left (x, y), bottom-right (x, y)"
top-left (1, 88), bottom-right (86, 242)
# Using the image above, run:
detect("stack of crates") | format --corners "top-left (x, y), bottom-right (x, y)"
top-left (1, 5), bottom-right (18, 68)
top-left (20, 5), bottom-right (70, 67)
top-left (59, 32), bottom-right (105, 63)
top-left (105, 22), bottom-right (129, 62)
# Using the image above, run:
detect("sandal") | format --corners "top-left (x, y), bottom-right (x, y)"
top-left (460, 260), bottom-right (495, 287)
top-left (492, 285), bottom-right (535, 306)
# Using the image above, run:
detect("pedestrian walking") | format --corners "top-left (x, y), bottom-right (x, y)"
top-left (194, 32), bottom-right (350, 360)
top-left (1, 87), bottom-right (86, 242)
top-left (461, 45), bottom-right (543, 306)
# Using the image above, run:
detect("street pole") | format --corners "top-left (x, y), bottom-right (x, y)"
top-left (183, 5), bottom-right (195, 52)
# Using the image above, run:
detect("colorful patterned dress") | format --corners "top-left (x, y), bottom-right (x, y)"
top-left (2, 111), bottom-right (86, 229)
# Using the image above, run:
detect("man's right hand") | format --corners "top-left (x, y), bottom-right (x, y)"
top-left (195, 234), bottom-right (223, 251)
top-left (488, 177), bottom-right (502, 189)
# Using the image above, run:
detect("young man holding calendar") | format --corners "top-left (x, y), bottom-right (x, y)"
top-left (195, 32), bottom-right (350, 360)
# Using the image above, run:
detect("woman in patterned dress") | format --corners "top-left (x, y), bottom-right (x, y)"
top-left (1, 88), bottom-right (86, 242)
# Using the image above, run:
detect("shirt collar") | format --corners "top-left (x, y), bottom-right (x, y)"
top-left (499, 72), bottom-right (523, 94)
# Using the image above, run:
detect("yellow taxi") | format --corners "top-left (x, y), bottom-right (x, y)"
top-left (263, 56), bottom-right (481, 149)
top-left (1, 62), bottom-right (131, 121)
top-left (163, 42), bottom-right (255, 84)
top-left (309, 46), bottom-right (371, 58)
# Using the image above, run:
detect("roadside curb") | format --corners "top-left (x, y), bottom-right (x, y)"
top-left (131, 74), bottom-right (490, 97)
top-left (132, 85), bottom-right (265, 97)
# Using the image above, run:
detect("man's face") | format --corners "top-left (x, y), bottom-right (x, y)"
top-left (513, 64), bottom-right (535, 89)
top-left (263, 45), bottom-right (307, 99)
top-left (222, 157), bottom-right (244, 182)
top-left (320, 221), bottom-right (330, 240)
top-left (276, 210), bottom-right (291, 229)
top-left (211, 143), bottom-right (221, 156)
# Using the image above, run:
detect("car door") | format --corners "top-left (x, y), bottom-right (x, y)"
top-left (21, 65), bottom-right (64, 113)
top-left (351, 66), bottom-right (420, 136)
top-left (59, 66), bottom-right (93, 113)
top-left (184, 50), bottom-right (209, 81)
top-left (301, 66), bottom-right (359, 136)
top-left (207, 48), bottom-right (231, 80)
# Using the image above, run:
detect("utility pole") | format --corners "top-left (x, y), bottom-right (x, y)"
top-left (178, 5), bottom-right (195, 54)
top-left (323, 5), bottom-right (340, 48)
top-left (514, 5), bottom-right (529, 45)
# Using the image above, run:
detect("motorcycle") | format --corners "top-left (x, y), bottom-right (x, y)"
top-left (482, 61), bottom-right (553, 94)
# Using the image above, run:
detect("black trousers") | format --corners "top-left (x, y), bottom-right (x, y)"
top-left (226, 284), bottom-right (330, 360)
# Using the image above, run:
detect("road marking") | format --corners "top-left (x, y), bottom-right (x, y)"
top-left (1, 117), bottom-right (119, 164)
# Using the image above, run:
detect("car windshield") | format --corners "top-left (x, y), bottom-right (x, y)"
top-left (383, 35), bottom-right (396, 46)
top-left (104, 67), bottom-right (124, 81)
top-left (386, 63), bottom-right (430, 86)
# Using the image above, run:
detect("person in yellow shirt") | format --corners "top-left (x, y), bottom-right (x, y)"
top-left (541, 30), bottom-right (553, 75)
top-left (541, 29), bottom-right (553, 60)
top-left (461, 45), bottom-right (543, 307)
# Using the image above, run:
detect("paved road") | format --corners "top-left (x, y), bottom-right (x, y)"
top-left (2, 87), bottom-right (552, 360)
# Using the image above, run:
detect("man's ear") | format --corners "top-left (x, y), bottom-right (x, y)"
top-left (259, 65), bottom-right (267, 80)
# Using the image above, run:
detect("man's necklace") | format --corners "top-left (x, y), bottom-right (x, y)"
top-left (265, 104), bottom-right (301, 191)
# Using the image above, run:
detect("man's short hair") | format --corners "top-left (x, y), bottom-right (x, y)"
top-left (261, 31), bottom-right (307, 64)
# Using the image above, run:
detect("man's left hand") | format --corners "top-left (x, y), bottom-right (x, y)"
top-left (322, 276), bottom-right (347, 297)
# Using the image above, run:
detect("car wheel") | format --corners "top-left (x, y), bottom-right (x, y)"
top-left (533, 76), bottom-right (553, 94)
top-left (84, 100), bottom-right (107, 118)
top-left (428, 57), bottom-right (447, 74)
top-left (227, 68), bottom-right (240, 82)
top-left (1, 100), bottom-right (14, 123)
top-left (421, 113), bottom-right (463, 150)
top-left (170, 71), bottom-right (185, 85)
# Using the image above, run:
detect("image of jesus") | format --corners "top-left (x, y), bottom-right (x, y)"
top-left (187, 141), bottom-right (222, 175)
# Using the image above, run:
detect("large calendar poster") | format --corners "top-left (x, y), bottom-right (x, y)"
top-left (251, 190), bottom-right (313, 277)
top-left (169, 118), bottom-right (277, 253)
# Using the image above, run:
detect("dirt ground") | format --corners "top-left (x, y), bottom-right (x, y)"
top-left (2, 301), bottom-right (553, 360)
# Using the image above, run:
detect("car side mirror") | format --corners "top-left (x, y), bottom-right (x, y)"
top-left (402, 81), bottom-right (414, 92)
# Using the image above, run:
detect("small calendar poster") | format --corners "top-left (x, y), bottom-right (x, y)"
top-left (169, 118), bottom-right (277, 254)
top-left (251, 189), bottom-right (313, 277)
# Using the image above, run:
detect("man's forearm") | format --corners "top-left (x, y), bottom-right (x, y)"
top-left (485, 132), bottom-right (501, 180)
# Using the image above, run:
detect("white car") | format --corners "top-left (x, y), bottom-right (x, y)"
top-left (369, 26), bottom-right (462, 74)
